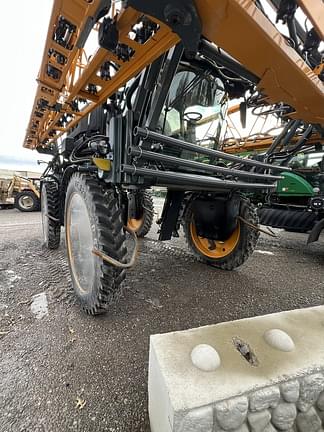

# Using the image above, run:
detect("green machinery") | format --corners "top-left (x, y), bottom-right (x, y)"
top-left (259, 149), bottom-right (324, 243)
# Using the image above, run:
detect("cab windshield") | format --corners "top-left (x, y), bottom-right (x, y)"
top-left (159, 69), bottom-right (227, 152)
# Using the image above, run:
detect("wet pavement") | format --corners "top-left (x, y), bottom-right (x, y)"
top-left (1, 202), bottom-right (324, 431)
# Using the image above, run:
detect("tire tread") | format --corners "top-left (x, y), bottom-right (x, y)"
top-left (183, 197), bottom-right (259, 271)
top-left (66, 173), bottom-right (127, 315)
top-left (44, 182), bottom-right (61, 249)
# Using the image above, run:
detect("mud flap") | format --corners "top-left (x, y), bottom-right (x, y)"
top-left (307, 219), bottom-right (324, 244)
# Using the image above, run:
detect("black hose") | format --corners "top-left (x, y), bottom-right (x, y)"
top-left (287, 19), bottom-right (301, 55)
top-left (126, 76), bottom-right (141, 110)
top-left (69, 134), bottom-right (108, 162)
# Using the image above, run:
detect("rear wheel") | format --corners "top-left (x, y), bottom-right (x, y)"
top-left (183, 198), bottom-right (259, 270)
top-left (41, 182), bottom-right (61, 249)
top-left (65, 173), bottom-right (127, 315)
top-left (15, 191), bottom-right (39, 212)
top-left (127, 191), bottom-right (154, 238)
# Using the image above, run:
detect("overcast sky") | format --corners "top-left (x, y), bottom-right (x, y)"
top-left (0, 0), bottom-right (52, 171)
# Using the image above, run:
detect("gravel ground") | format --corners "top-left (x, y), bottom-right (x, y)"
top-left (1, 201), bottom-right (324, 432)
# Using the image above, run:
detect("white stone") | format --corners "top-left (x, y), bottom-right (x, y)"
top-left (297, 373), bottom-right (324, 412)
top-left (263, 329), bottom-right (295, 352)
top-left (249, 386), bottom-right (280, 412)
top-left (263, 425), bottom-right (277, 432)
top-left (214, 396), bottom-right (248, 430)
top-left (271, 403), bottom-right (297, 430)
top-left (317, 409), bottom-right (324, 423)
top-left (247, 410), bottom-right (271, 431)
top-left (213, 424), bottom-right (226, 432)
top-left (317, 391), bottom-right (324, 411)
top-left (280, 380), bottom-right (299, 403)
top-left (232, 425), bottom-right (249, 432)
top-left (179, 406), bottom-right (213, 432)
top-left (296, 407), bottom-right (322, 432)
top-left (30, 292), bottom-right (48, 319)
top-left (191, 344), bottom-right (221, 372)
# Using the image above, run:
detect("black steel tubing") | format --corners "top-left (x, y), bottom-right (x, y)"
top-left (122, 165), bottom-right (276, 190)
top-left (129, 147), bottom-right (283, 182)
top-left (280, 125), bottom-right (314, 165)
top-left (134, 126), bottom-right (290, 172)
top-left (268, 0), bottom-right (306, 43)
top-left (265, 120), bottom-right (301, 158)
top-left (281, 120), bottom-right (301, 146)
top-left (199, 39), bottom-right (259, 84)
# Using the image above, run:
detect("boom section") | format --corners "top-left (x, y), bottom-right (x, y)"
top-left (24, 0), bottom-right (324, 150)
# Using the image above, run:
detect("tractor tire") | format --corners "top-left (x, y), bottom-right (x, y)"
top-left (127, 191), bottom-right (154, 238)
top-left (65, 173), bottom-right (127, 315)
top-left (15, 190), bottom-right (39, 212)
top-left (41, 182), bottom-right (61, 249)
top-left (183, 198), bottom-right (259, 270)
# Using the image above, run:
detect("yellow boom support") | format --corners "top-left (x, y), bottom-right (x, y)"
top-left (24, 0), bottom-right (324, 150)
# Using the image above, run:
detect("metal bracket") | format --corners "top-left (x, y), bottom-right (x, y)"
top-left (159, 191), bottom-right (185, 241)
top-left (124, 0), bottom-right (201, 55)
top-left (276, 0), bottom-right (297, 24)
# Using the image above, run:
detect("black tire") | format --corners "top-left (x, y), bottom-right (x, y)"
top-left (41, 182), bottom-right (61, 249)
top-left (127, 191), bottom-right (154, 238)
top-left (183, 198), bottom-right (259, 270)
top-left (14, 190), bottom-right (39, 212)
top-left (65, 173), bottom-right (127, 315)
top-left (284, 228), bottom-right (308, 233)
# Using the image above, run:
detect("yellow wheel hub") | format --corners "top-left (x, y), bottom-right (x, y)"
top-left (127, 216), bottom-right (144, 233)
top-left (190, 221), bottom-right (240, 259)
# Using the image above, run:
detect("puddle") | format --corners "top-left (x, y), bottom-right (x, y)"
top-left (30, 292), bottom-right (48, 319)
top-left (255, 250), bottom-right (274, 256)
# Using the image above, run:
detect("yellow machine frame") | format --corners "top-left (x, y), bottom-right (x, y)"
top-left (24, 0), bottom-right (324, 151)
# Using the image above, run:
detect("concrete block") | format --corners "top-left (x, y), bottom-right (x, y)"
top-left (148, 306), bottom-right (324, 432)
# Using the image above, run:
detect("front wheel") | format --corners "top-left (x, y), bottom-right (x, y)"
top-left (65, 173), bottom-right (127, 315)
top-left (15, 191), bottom-right (39, 212)
top-left (41, 182), bottom-right (61, 249)
top-left (183, 199), bottom-right (259, 270)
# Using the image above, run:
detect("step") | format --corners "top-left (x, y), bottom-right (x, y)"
top-left (148, 305), bottom-right (324, 432)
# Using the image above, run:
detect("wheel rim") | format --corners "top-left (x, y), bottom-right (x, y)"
top-left (18, 195), bottom-right (34, 210)
top-left (41, 188), bottom-right (49, 244)
top-left (66, 193), bottom-right (95, 294)
top-left (127, 216), bottom-right (144, 232)
top-left (190, 220), bottom-right (240, 258)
